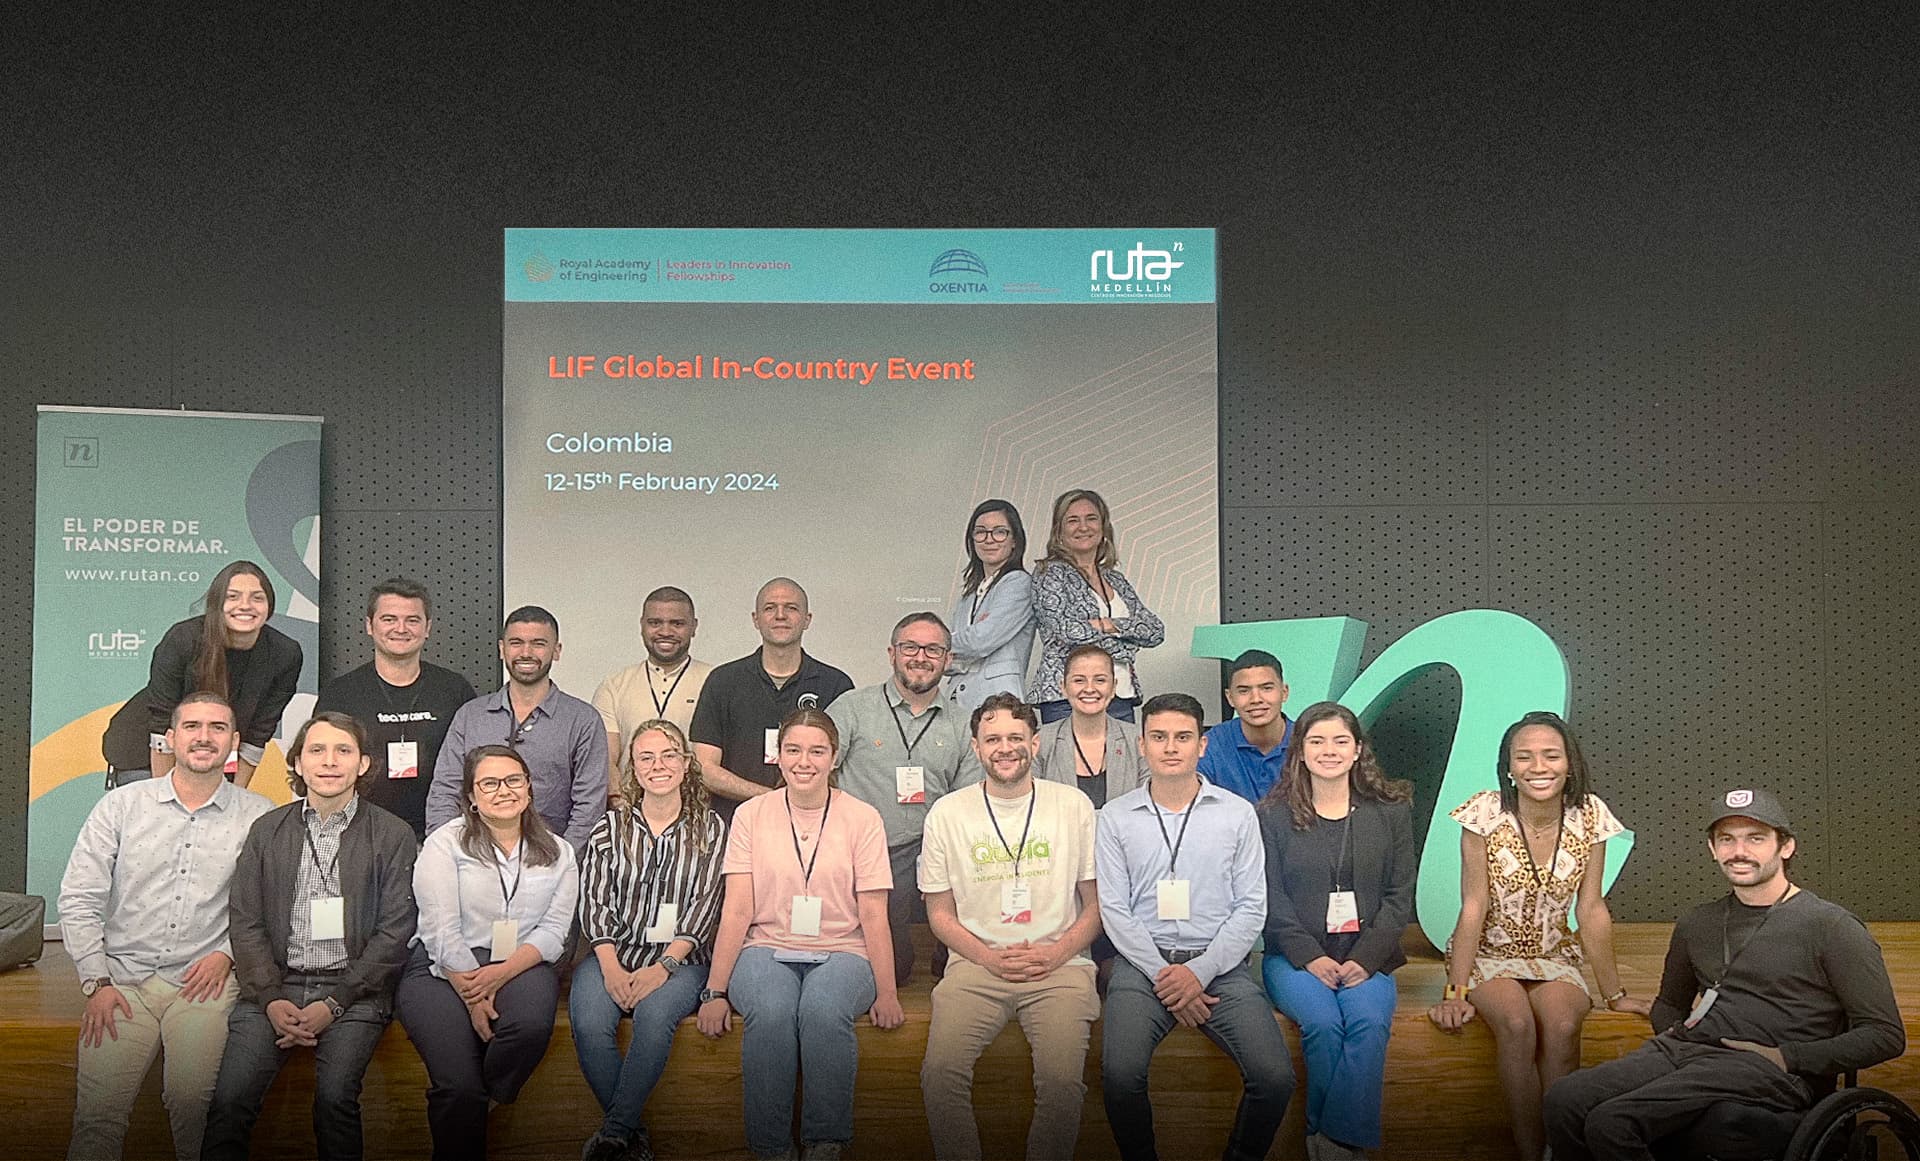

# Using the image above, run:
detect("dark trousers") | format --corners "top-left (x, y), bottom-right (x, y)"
top-left (1544, 1037), bottom-right (1814, 1161)
top-left (393, 944), bottom-right (560, 1161)
top-left (202, 972), bottom-right (389, 1161)
top-left (886, 841), bottom-right (946, 986)
top-left (1101, 957), bottom-right (1293, 1161)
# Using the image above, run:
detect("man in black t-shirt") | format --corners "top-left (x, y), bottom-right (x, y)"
top-left (1544, 788), bottom-right (1905, 1160)
top-left (314, 579), bottom-right (476, 839)
top-left (689, 577), bottom-right (852, 821)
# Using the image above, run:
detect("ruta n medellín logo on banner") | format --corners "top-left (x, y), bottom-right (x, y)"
top-left (1089, 241), bottom-right (1184, 299)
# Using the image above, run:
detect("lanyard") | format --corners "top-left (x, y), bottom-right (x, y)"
top-left (982, 782), bottom-right (1038, 880)
top-left (645, 661), bottom-right (690, 718)
top-left (1717, 886), bottom-right (1796, 986)
top-left (886, 697), bottom-right (939, 760)
top-left (1517, 811), bottom-right (1564, 886)
top-left (1070, 729), bottom-right (1104, 778)
top-left (785, 788), bottom-right (833, 892)
top-left (303, 821), bottom-right (343, 895)
top-left (970, 570), bottom-right (1001, 624)
top-left (1329, 809), bottom-right (1354, 892)
top-left (494, 842), bottom-right (523, 910)
top-left (1151, 784), bottom-right (1198, 876)
top-left (1080, 566), bottom-right (1117, 619)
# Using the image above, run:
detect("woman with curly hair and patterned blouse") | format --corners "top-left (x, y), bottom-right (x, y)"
top-left (1025, 488), bottom-right (1165, 724)
top-left (1427, 711), bottom-right (1651, 1161)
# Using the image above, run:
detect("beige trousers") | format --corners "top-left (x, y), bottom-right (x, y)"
top-left (920, 957), bottom-right (1099, 1161)
top-left (69, 975), bottom-right (238, 1161)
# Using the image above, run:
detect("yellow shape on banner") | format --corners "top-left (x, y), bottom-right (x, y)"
top-left (31, 704), bottom-right (293, 807)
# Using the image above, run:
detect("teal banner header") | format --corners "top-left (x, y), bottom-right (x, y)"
top-left (505, 228), bottom-right (1217, 304)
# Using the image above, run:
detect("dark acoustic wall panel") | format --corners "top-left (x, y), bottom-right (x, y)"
top-left (4, 8), bottom-right (1917, 928)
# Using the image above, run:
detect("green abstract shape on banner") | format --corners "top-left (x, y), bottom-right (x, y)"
top-left (1194, 609), bottom-right (1633, 948)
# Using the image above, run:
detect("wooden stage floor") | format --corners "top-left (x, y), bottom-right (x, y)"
top-left (7, 924), bottom-right (1916, 1160)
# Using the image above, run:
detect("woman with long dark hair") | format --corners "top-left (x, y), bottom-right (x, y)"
top-left (1258, 702), bottom-right (1416, 1160)
top-left (944, 498), bottom-right (1036, 717)
top-left (102, 560), bottom-right (303, 788)
top-left (1026, 488), bottom-right (1164, 724)
top-left (1427, 711), bottom-right (1649, 1161)
top-left (396, 744), bottom-right (578, 1160)
top-left (572, 720), bottom-right (727, 1161)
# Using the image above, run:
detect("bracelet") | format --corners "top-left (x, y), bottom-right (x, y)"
top-left (1603, 989), bottom-right (1628, 1005)
top-left (1442, 984), bottom-right (1467, 1002)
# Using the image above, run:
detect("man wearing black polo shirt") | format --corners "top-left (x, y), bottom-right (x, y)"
top-left (689, 577), bottom-right (853, 820)
top-left (315, 579), bottom-right (476, 840)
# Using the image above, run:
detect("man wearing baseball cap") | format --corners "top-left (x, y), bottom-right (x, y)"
top-left (1543, 788), bottom-right (1905, 1159)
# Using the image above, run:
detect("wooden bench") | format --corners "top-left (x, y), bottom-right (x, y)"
top-left (8, 926), bottom-right (1917, 1159)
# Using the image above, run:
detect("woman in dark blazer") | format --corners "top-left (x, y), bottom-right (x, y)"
top-left (1258, 701), bottom-right (1417, 1161)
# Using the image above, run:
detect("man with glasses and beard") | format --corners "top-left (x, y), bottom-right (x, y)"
top-left (1544, 788), bottom-right (1905, 1160)
top-left (826, 612), bottom-right (983, 985)
top-left (427, 605), bottom-right (608, 854)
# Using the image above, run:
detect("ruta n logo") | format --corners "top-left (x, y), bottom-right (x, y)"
top-left (1193, 610), bottom-right (1633, 947)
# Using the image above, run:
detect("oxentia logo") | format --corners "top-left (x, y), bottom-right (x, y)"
top-left (1089, 242), bottom-right (1184, 298)
top-left (929, 248), bottom-right (988, 294)
top-left (524, 253), bottom-right (557, 283)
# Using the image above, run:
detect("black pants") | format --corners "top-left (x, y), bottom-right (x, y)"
top-left (393, 944), bottom-right (560, 1161)
top-left (1544, 1037), bottom-right (1814, 1161)
top-left (886, 840), bottom-right (946, 986)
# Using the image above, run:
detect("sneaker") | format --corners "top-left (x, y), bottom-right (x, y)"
top-left (623, 1126), bottom-right (655, 1161)
top-left (582, 1131), bottom-right (628, 1161)
top-left (802, 1143), bottom-right (845, 1161)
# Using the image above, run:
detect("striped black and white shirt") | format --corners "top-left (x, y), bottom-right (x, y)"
top-left (579, 804), bottom-right (726, 968)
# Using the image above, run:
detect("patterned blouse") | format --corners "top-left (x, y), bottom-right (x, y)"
top-left (1448, 789), bottom-right (1625, 994)
top-left (1026, 560), bottom-right (1165, 701)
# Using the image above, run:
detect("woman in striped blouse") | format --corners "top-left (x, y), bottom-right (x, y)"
top-left (572, 719), bottom-right (727, 1161)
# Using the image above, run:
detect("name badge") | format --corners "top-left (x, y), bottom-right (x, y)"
top-left (387, 740), bottom-right (419, 779)
top-left (1156, 879), bottom-right (1191, 921)
top-left (490, 919), bottom-right (518, 963)
top-left (763, 728), bottom-right (780, 766)
top-left (1326, 890), bottom-right (1361, 934)
top-left (310, 897), bottom-right (345, 941)
top-left (791, 894), bottom-right (823, 938)
top-left (645, 902), bottom-right (679, 945)
top-left (1684, 986), bottom-right (1720, 1029)
top-left (1001, 880), bottom-right (1032, 924)
top-left (895, 765), bottom-right (926, 804)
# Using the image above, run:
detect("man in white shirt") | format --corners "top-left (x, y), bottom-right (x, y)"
top-left (918, 693), bottom-right (1101, 1161)
top-left (58, 691), bottom-right (274, 1160)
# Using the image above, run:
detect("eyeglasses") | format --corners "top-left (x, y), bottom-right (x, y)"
top-left (970, 526), bottom-right (1013, 543)
top-left (632, 750), bottom-right (687, 770)
top-left (476, 774), bottom-right (530, 795)
top-left (893, 642), bottom-right (951, 659)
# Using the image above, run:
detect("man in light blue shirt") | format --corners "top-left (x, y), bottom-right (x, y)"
top-left (1197, 650), bottom-right (1292, 804)
top-left (1096, 692), bottom-right (1292, 1161)
top-left (58, 691), bottom-right (274, 1160)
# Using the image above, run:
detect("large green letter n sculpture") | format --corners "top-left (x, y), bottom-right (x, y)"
top-left (1193, 610), bottom-right (1633, 949)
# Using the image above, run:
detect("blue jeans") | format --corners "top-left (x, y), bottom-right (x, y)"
top-left (730, 947), bottom-right (877, 1156)
top-left (1101, 957), bottom-right (1293, 1161)
top-left (201, 973), bottom-right (389, 1160)
top-left (1264, 960), bottom-right (1397, 1148)
top-left (569, 954), bottom-right (709, 1140)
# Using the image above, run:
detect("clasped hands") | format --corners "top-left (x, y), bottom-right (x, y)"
top-left (448, 963), bottom-right (513, 1042)
top-left (982, 939), bottom-right (1068, 984)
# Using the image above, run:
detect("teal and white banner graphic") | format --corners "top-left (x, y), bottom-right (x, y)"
top-left (29, 407), bottom-right (323, 917)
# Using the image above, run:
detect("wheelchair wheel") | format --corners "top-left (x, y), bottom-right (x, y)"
top-left (1783, 1086), bottom-right (1920, 1161)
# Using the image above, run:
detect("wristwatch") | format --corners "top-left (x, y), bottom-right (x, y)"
top-left (659, 954), bottom-right (683, 976)
top-left (81, 976), bottom-right (113, 997)
top-left (323, 996), bottom-right (345, 1019)
top-left (698, 987), bottom-right (728, 1005)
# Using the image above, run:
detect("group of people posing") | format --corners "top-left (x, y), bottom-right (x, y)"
top-left (59, 488), bottom-right (1906, 1161)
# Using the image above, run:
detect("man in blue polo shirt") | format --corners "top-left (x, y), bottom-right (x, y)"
top-left (1197, 650), bottom-right (1291, 803)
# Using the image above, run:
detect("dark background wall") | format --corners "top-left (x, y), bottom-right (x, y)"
top-left (4, 6), bottom-right (1915, 920)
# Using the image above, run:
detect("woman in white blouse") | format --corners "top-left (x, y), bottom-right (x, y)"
top-left (394, 744), bottom-right (579, 1160)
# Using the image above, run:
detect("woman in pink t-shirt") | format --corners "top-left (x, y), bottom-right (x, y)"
top-left (696, 708), bottom-right (904, 1159)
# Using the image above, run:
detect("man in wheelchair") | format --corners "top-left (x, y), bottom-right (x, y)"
top-left (1544, 788), bottom-right (1906, 1161)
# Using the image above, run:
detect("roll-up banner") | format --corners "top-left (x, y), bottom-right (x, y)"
top-left (502, 228), bottom-right (1219, 698)
top-left (28, 406), bottom-right (323, 919)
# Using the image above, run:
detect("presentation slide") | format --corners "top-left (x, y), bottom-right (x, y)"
top-left (503, 228), bottom-right (1218, 701)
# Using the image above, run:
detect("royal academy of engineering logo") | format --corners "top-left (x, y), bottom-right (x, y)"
top-left (929, 248), bottom-right (988, 294)
top-left (524, 253), bottom-right (557, 283)
top-left (1089, 241), bottom-right (1184, 299)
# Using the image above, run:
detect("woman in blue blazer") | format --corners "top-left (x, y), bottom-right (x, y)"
top-left (944, 499), bottom-right (1036, 717)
